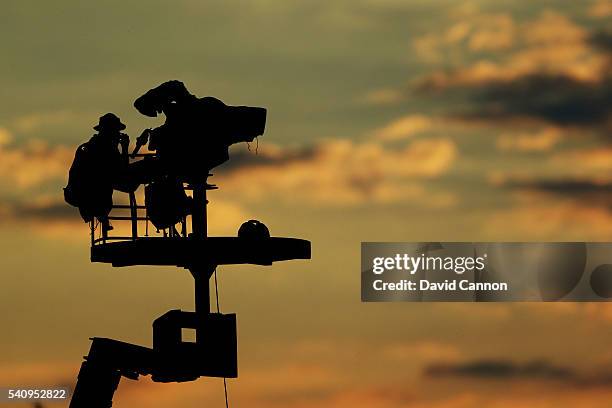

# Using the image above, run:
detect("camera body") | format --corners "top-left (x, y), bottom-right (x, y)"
top-left (134, 81), bottom-right (266, 178)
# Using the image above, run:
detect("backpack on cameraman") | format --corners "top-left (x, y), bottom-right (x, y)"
top-left (64, 140), bottom-right (112, 222)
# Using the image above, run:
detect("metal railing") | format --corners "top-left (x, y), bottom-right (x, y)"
top-left (90, 190), bottom-right (150, 246)
top-left (90, 175), bottom-right (213, 246)
top-left (90, 189), bottom-right (189, 246)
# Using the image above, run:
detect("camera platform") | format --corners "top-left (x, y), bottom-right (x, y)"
top-left (67, 85), bottom-right (310, 408)
top-left (91, 236), bottom-right (311, 267)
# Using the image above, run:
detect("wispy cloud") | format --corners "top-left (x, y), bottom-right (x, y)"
top-left (0, 139), bottom-right (73, 189)
top-left (370, 114), bottom-right (433, 141)
top-left (218, 137), bottom-right (457, 206)
top-left (413, 12), bottom-right (515, 63)
top-left (425, 359), bottom-right (573, 381)
top-left (589, 0), bottom-right (612, 18)
top-left (416, 11), bottom-right (607, 87)
top-left (413, 11), bottom-right (611, 130)
top-left (496, 127), bottom-right (562, 152)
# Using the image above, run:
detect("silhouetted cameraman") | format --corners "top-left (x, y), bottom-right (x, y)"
top-left (65, 113), bottom-right (131, 236)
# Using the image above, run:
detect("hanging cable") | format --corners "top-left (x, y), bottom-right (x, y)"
top-left (247, 137), bottom-right (259, 155)
top-left (214, 268), bottom-right (229, 408)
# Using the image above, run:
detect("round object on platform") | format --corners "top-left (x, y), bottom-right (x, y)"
top-left (590, 264), bottom-right (612, 298)
top-left (238, 220), bottom-right (270, 239)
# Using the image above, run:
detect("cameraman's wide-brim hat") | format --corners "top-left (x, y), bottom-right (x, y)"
top-left (94, 113), bottom-right (126, 131)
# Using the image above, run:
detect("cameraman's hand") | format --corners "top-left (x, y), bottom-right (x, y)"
top-left (131, 129), bottom-right (151, 157)
top-left (119, 133), bottom-right (129, 147)
top-left (136, 129), bottom-right (151, 145)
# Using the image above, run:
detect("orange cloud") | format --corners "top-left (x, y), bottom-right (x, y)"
top-left (218, 138), bottom-right (457, 206)
top-left (496, 127), bottom-right (562, 152)
top-left (371, 115), bottom-right (433, 141)
top-left (0, 139), bottom-right (74, 189)
top-left (362, 88), bottom-right (405, 105)
top-left (468, 14), bottom-right (515, 52)
top-left (552, 147), bottom-right (612, 175)
top-left (416, 11), bottom-right (608, 89)
top-left (0, 127), bottom-right (13, 146)
top-left (383, 341), bottom-right (463, 363)
top-left (413, 12), bottom-right (515, 63)
top-left (588, 0), bottom-right (612, 18)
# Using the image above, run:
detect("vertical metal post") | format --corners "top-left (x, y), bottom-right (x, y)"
top-left (191, 264), bottom-right (214, 344)
top-left (193, 268), bottom-right (210, 316)
top-left (190, 178), bottom-right (211, 343)
top-left (129, 191), bottom-right (138, 240)
top-left (192, 182), bottom-right (207, 239)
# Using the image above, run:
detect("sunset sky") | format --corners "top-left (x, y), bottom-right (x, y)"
top-left (1, 1), bottom-right (612, 407)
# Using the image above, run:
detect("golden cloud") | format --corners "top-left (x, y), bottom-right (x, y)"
top-left (552, 147), bottom-right (612, 174)
top-left (382, 341), bottom-right (462, 363)
top-left (218, 137), bottom-right (457, 206)
top-left (362, 88), bottom-right (405, 105)
top-left (589, 0), bottom-right (612, 18)
top-left (468, 14), bottom-right (515, 52)
top-left (413, 12), bottom-right (515, 63)
top-left (416, 11), bottom-right (608, 89)
top-left (496, 127), bottom-right (562, 152)
top-left (0, 127), bottom-right (13, 146)
top-left (0, 139), bottom-right (74, 189)
top-left (371, 114), bottom-right (433, 141)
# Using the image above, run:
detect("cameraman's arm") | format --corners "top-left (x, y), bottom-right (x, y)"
top-left (147, 127), bottom-right (165, 152)
top-left (119, 133), bottom-right (130, 162)
top-left (131, 129), bottom-right (151, 157)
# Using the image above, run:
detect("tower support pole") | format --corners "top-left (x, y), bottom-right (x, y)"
top-left (193, 266), bottom-right (211, 316)
top-left (192, 181), bottom-right (207, 239)
top-left (191, 264), bottom-right (215, 343)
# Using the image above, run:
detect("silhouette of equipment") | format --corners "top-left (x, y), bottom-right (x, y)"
top-left (132, 80), bottom-right (267, 180)
top-left (67, 82), bottom-right (311, 408)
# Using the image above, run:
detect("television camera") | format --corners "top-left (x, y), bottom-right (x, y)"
top-left (132, 80), bottom-right (267, 180)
